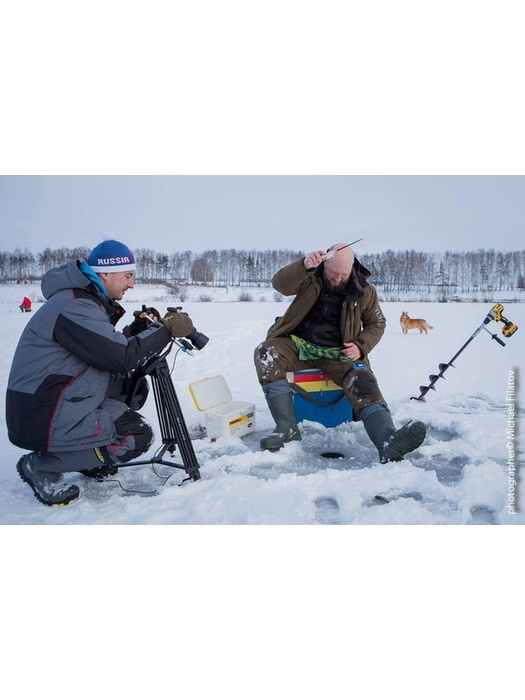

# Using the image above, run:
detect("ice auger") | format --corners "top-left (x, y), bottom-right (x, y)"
top-left (411, 303), bottom-right (518, 402)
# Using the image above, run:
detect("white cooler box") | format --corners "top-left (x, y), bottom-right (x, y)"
top-left (189, 375), bottom-right (255, 439)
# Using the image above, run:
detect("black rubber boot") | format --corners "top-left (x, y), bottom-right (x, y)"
top-left (16, 453), bottom-right (80, 507)
top-left (363, 409), bottom-right (426, 464)
top-left (260, 392), bottom-right (302, 452)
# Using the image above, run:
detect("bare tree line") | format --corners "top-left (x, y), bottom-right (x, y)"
top-left (1, 246), bottom-right (524, 294)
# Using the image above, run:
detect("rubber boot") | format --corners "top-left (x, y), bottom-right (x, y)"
top-left (260, 392), bottom-right (302, 452)
top-left (363, 408), bottom-right (426, 464)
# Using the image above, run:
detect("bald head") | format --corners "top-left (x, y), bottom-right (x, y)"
top-left (323, 243), bottom-right (355, 291)
top-left (326, 243), bottom-right (354, 271)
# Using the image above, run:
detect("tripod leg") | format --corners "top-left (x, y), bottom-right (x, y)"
top-left (151, 360), bottom-right (201, 481)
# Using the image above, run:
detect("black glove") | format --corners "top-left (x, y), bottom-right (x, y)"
top-left (127, 306), bottom-right (161, 336)
top-left (161, 307), bottom-right (195, 338)
top-left (126, 375), bottom-right (150, 410)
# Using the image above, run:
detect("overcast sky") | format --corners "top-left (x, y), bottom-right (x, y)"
top-left (0, 176), bottom-right (523, 256)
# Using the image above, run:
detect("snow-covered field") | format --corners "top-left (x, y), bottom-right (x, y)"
top-left (1, 283), bottom-right (523, 525)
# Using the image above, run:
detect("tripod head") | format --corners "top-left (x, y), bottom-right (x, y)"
top-left (134, 337), bottom-right (194, 378)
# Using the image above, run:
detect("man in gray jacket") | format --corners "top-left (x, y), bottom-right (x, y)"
top-left (6, 238), bottom-right (195, 506)
top-left (254, 244), bottom-right (426, 461)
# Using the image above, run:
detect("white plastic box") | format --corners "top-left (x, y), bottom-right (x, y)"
top-left (189, 375), bottom-right (255, 439)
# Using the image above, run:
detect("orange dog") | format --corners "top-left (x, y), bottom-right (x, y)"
top-left (400, 311), bottom-right (434, 334)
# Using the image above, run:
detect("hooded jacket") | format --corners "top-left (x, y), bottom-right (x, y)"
top-left (266, 257), bottom-right (386, 360)
top-left (6, 260), bottom-right (171, 452)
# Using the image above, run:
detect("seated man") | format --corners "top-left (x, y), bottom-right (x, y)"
top-left (254, 243), bottom-right (426, 461)
top-left (6, 238), bottom-right (194, 506)
top-left (20, 296), bottom-right (32, 312)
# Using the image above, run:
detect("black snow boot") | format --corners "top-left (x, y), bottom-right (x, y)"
top-left (80, 464), bottom-right (119, 481)
top-left (16, 453), bottom-right (80, 507)
top-left (260, 392), bottom-right (302, 452)
top-left (363, 409), bottom-right (426, 464)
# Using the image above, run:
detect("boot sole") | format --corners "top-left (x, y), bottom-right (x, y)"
top-left (382, 421), bottom-right (426, 463)
top-left (16, 461), bottom-right (80, 507)
top-left (260, 435), bottom-right (302, 452)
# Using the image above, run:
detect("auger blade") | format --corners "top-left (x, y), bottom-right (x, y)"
top-left (429, 374), bottom-right (440, 383)
top-left (438, 363), bottom-right (450, 372)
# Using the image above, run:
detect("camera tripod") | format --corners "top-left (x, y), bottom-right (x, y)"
top-left (120, 342), bottom-right (201, 483)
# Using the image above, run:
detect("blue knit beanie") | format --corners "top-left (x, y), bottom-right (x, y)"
top-left (88, 238), bottom-right (136, 273)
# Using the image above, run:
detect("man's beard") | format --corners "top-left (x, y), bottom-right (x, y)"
top-left (323, 275), bottom-right (349, 293)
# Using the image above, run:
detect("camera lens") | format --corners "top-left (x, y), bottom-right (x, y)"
top-left (186, 329), bottom-right (209, 350)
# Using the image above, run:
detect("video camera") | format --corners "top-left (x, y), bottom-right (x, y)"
top-left (133, 305), bottom-right (209, 352)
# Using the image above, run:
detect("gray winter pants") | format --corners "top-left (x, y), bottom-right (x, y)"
top-left (31, 410), bottom-right (155, 474)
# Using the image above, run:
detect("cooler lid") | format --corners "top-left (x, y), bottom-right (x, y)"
top-left (189, 375), bottom-right (233, 411)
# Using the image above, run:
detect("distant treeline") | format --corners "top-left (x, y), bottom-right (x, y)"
top-left (2, 246), bottom-right (524, 294)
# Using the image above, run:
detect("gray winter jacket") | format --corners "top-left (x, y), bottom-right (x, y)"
top-left (6, 260), bottom-right (171, 452)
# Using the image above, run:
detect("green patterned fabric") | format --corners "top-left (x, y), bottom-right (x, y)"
top-left (291, 335), bottom-right (353, 362)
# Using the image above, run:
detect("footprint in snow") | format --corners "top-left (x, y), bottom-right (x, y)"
top-left (468, 505), bottom-right (497, 525)
top-left (313, 496), bottom-right (341, 525)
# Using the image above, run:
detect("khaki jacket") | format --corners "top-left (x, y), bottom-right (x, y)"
top-left (266, 258), bottom-right (386, 361)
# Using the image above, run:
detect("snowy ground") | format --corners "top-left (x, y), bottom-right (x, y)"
top-left (1, 283), bottom-right (523, 524)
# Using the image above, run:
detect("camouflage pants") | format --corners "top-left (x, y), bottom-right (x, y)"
top-left (254, 336), bottom-right (387, 420)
